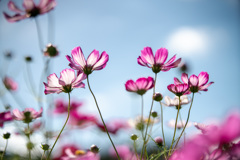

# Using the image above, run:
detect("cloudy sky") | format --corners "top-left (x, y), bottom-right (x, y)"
top-left (0, 0), bottom-right (240, 155)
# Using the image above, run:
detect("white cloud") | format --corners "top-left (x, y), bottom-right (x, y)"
top-left (166, 27), bottom-right (209, 56)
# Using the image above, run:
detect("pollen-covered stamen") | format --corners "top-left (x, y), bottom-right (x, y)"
top-left (75, 150), bottom-right (86, 156)
top-left (26, 7), bottom-right (40, 17)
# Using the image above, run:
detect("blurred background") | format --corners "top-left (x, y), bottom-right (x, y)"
top-left (0, 0), bottom-right (239, 159)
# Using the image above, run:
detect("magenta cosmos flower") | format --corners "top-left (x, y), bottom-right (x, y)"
top-left (12, 108), bottom-right (43, 123)
top-left (137, 47), bottom-right (181, 73)
top-left (3, 76), bottom-right (18, 91)
top-left (174, 72), bottom-right (214, 93)
top-left (54, 99), bottom-right (83, 114)
top-left (125, 77), bottom-right (154, 95)
top-left (0, 111), bottom-right (13, 127)
top-left (66, 46), bottom-right (109, 75)
top-left (3, 0), bottom-right (56, 22)
top-left (167, 83), bottom-right (189, 97)
top-left (43, 68), bottom-right (86, 94)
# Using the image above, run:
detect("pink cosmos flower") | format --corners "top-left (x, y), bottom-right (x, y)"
top-left (3, 76), bottom-right (18, 91)
top-left (174, 72), bottom-right (214, 93)
top-left (125, 77), bottom-right (154, 95)
top-left (0, 111), bottom-right (13, 127)
top-left (68, 110), bottom-right (97, 128)
top-left (96, 119), bottom-right (130, 134)
top-left (3, 0), bottom-right (56, 22)
top-left (44, 68), bottom-right (86, 94)
top-left (12, 108), bottom-right (43, 123)
top-left (66, 46), bottom-right (109, 75)
top-left (53, 144), bottom-right (79, 160)
top-left (137, 47), bottom-right (181, 73)
top-left (170, 112), bottom-right (240, 160)
top-left (62, 149), bottom-right (100, 160)
top-left (167, 83), bottom-right (189, 97)
top-left (54, 99), bottom-right (83, 114)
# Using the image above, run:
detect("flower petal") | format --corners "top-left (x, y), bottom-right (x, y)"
top-left (23, 0), bottom-right (35, 10)
top-left (3, 13), bottom-right (27, 22)
top-left (87, 49), bottom-right (99, 66)
top-left (155, 48), bottom-right (168, 64)
top-left (181, 73), bottom-right (189, 84)
top-left (46, 73), bottom-right (61, 87)
top-left (72, 73), bottom-right (87, 88)
top-left (92, 51), bottom-right (109, 70)
top-left (12, 109), bottom-right (24, 120)
top-left (59, 68), bottom-right (76, 86)
top-left (198, 72), bottom-right (209, 87)
top-left (198, 82), bottom-right (214, 91)
top-left (145, 77), bottom-right (154, 90)
top-left (43, 82), bottom-right (61, 94)
top-left (189, 75), bottom-right (199, 87)
top-left (125, 80), bottom-right (138, 92)
top-left (141, 47), bottom-right (155, 65)
top-left (174, 77), bottom-right (182, 85)
top-left (39, 0), bottom-right (56, 14)
top-left (71, 46), bottom-right (86, 68)
top-left (137, 56), bottom-right (151, 68)
top-left (8, 1), bottom-right (23, 13)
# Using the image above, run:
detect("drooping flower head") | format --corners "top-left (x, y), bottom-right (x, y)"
top-left (3, 0), bottom-right (56, 22)
top-left (12, 108), bottom-right (43, 123)
top-left (3, 76), bottom-right (18, 91)
top-left (174, 72), bottom-right (214, 93)
top-left (125, 77), bottom-right (154, 95)
top-left (0, 111), bottom-right (13, 127)
top-left (66, 46), bottom-right (109, 75)
top-left (137, 47), bottom-right (181, 73)
top-left (43, 68), bottom-right (86, 94)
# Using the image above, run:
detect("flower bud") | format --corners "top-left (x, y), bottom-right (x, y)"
top-left (26, 142), bottom-right (34, 150)
top-left (151, 111), bottom-right (158, 118)
top-left (44, 44), bottom-right (59, 57)
top-left (130, 134), bottom-right (138, 141)
top-left (25, 56), bottom-right (32, 62)
top-left (90, 144), bottom-right (99, 153)
top-left (154, 137), bottom-right (163, 146)
top-left (153, 93), bottom-right (163, 102)
top-left (3, 132), bottom-right (11, 139)
top-left (41, 143), bottom-right (50, 151)
top-left (5, 51), bottom-right (12, 59)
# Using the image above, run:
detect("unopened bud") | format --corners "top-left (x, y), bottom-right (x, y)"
top-left (154, 137), bottom-right (163, 146)
top-left (41, 143), bottom-right (49, 151)
top-left (25, 56), bottom-right (32, 62)
top-left (153, 93), bottom-right (163, 102)
top-left (90, 144), bottom-right (99, 153)
top-left (3, 132), bottom-right (11, 139)
top-left (151, 111), bottom-right (158, 118)
top-left (44, 44), bottom-right (59, 57)
top-left (130, 134), bottom-right (138, 141)
top-left (27, 142), bottom-right (34, 150)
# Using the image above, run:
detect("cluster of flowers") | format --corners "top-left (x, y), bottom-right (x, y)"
top-left (1, 0), bottom-right (240, 160)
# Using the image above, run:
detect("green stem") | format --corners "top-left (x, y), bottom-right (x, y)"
top-left (27, 123), bottom-right (32, 160)
top-left (34, 18), bottom-right (44, 53)
top-left (41, 151), bottom-right (46, 160)
top-left (47, 93), bottom-right (71, 160)
top-left (160, 102), bottom-right (166, 146)
top-left (179, 112), bottom-right (185, 145)
top-left (133, 140), bottom-right (139, 160)
top-left (0, 139), bottom-right (8, 160)
top-left (140, 73), bottom-right (157, 160)
top-left (168, 96), bottom-right (181, 156)
top-left (173, 93), bottom-right (195, 150)
top-left (141, 95), bottom-right (144, 139)
top-left (86, 76), bottom-right (120, 160)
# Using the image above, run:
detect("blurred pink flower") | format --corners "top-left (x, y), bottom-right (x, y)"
top-left (0, 111), bottom-right (13, 127)
top-left (96, 119), bottom-right (130, 134)
top-left (168, 119), bottom-right (192, 129)
top-left (12, 108), bottom-right (43, 123)
top-left (125, 77), bottom-right (154, 95)
top-left (174, 72), bottom-right (214, 93)
top-left (3, 0), bottom-right (56, 22)
top-left (170, 112), bottom-right (240, 160)
top-left (53, 144), bottom-right (78, 160)
top-left (137, 47), bottom-right (181, 73)
top-left (3, 76), bottom-right (18, 91)
top-left (109, 145), bottom-right (139, 160)
top-left (66, 46), bottom-right (109, 75)
top-left (44, 68), bottom-right (86, 94)
top-left (54, 99), bottom-right (83, 114)
top-left (68, 111), bottom-right (97, 128)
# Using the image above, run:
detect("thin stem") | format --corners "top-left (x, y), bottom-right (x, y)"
top-left (160, 102), bottom-right (166, 146)
top-left (25, 62), bottom-right (37, 97)
top-left (140, 73), bottom-right (157, 159)
top-left (47, 93), bottom-right (71, 160)
top-left (133, 140), bottom-right (139, 160)
top-left (173, 93), bottom-right (195, 150)
top-left (27, 123), bottom-right (32, 160)
top-left (86, 76), bottom-right (120, 160)
top-left (141, 95), bottom-right (144, 139)
top-left (41, 151), bottom-right (46, 160)
top-left (0, 139), bottom-right (8, 160)
top-left (179, 112), bottom-right (185, 145)
top-left (34, 18), bottom-right (44, 53)
top-left (168, 96), bottom-right (181, 156)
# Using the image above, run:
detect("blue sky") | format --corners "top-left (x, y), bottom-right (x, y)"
top-left (0, 0), bottom-right (240, 155)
